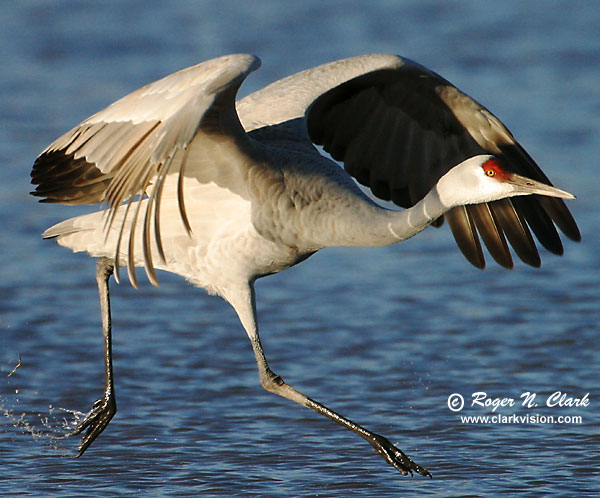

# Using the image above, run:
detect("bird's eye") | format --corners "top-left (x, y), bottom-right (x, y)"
top-left (486, 169), bottom-right (496, 177)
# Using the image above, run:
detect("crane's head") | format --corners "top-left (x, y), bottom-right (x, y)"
top-left (436, 155), bottom-right (575, 208)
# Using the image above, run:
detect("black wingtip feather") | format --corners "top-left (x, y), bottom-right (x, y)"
top-left (490, 199), bottom-right (541, 267)
top-left (31, 149), bottom-right (109, 205)
top-left (468, 203), bottom-right (513, 269)
top-left (446, 206), bottom-right (486, 269)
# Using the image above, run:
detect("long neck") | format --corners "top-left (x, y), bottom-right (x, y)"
top-left (260, 164), bottom-right (448, 251)
top-left (328, 187), bottom-right (446, 248)
top-left (384, 188), bottom-right (446, 244)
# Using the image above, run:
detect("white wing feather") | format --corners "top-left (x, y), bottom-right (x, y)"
top-left (35, 54), bottom-right (261, 286)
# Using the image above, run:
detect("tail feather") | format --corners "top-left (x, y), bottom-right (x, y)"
top-left (42, 211), bottom-right (111, 259)
top-left (43, 218), bottom-right (94, 239)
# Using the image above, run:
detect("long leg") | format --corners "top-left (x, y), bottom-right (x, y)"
top-left (67, 257), bottom-right (117, 456)
top-left (232, 284), bottom-right (431, 477)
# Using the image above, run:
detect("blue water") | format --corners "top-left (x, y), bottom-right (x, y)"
top-left (1, 1), bottom-right (599, 496)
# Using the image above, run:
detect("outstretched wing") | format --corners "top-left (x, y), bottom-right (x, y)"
top-left (31, 53), bottom-right (261, 285)
top-left (239, 54), bottom-right (580, 268)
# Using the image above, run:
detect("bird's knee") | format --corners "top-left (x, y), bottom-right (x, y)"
top-left (260, 368), bottom-right (285, 393)
top-left (97, 257), bottom-right (115, 277)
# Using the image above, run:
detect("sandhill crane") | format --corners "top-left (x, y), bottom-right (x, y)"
top-left (31, 53), bottom-right (580, 476)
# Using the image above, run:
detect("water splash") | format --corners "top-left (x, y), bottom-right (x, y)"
top-left (1, 391), bottom-right (87, 456)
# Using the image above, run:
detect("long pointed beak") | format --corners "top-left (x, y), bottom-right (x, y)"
top-left (508, 173), bottom-right (576, 199)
